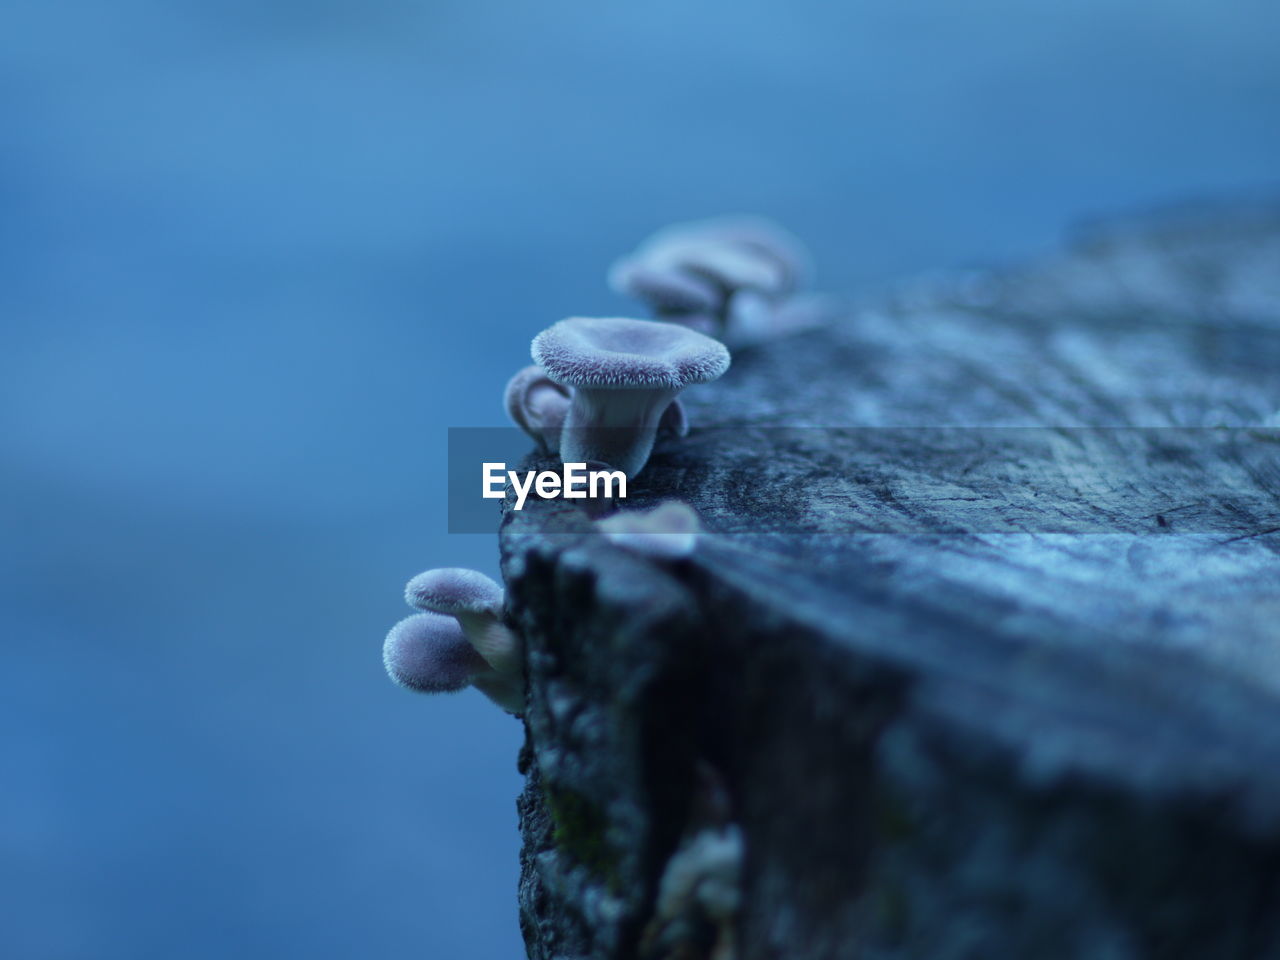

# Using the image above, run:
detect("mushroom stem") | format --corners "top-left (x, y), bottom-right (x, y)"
top-left (456, 610), bottom-right (523, 677)
top-left (560, 387), bottom-right (681, 477)
top-left (471, 671), bottom-right (526, 715)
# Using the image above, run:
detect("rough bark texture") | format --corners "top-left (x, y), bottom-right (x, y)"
top-left (500, 202), bottom-right (1280, 960)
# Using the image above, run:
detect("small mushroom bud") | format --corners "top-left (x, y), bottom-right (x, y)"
top-left (404, 567), bottom-right (523, 680)
top-left (382, 613), bottom-right (523, 714)
top-left (596, 500), bottom-right (703, 559)
top-left (504, 365), bottom-right (571, 452)
top-left (531, 317), bottom-right (730, 476)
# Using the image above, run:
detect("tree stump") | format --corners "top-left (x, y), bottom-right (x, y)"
top-left (501, 203), bottom-right (1280, 960)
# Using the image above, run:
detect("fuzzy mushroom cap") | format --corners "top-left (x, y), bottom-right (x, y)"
top-left (383, 613), bottom-right (489, 693)
top-left (532, 317), bottom-right (730, 391)
top-left (405, 567), bottom-right (504, 617)
top-left (644, 215), bottom-right (812, 290)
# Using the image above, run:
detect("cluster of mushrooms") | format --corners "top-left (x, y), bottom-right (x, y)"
top-left (383, 216), bottom-right (815, 715)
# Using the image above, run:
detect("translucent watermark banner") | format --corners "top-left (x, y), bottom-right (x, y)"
top-left (447, 426), bottom-right (1280, 536)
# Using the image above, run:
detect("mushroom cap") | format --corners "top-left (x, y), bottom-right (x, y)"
top-left (651, 241), bottom-right (785, 295)
top-left (383, 613), bottom-right (488, 693)
top-left (644, 215), bottom-right (812, 290)
top-left (607, 260), bottom-right (722, 314)
top-left (405, 567), bottom-right (504, 617)
top-left (532, 317), bottom-right (730, 391)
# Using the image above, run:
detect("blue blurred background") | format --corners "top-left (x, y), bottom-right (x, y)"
top-left (1, 1), bottom-right (1276, 956)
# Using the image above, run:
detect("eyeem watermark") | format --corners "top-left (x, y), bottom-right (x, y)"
top-left (483, 462), bottom-right (627, 511)
top-left (449, 426), bottom-right (1280, 533)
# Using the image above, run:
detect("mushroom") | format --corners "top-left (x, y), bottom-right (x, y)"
top-left (596, 500), bottom-right (703, 559)
top-left (404, 568), bottom-right (523, 679)
top-left (505, 363), bottom-right (689, 452)
top-left (663, 216), bottom-right (811, 293)
top-left (382, 612), bottom-right (524, 714)
top-left (608, 216), bottom-right (815, 344)
top-left (616, 216), bottom-right (809, 300)
top-left (504, 365), bottom-right (571, 453)
top-left (606, 261), bottom-right (722, 315)
top-left (646, 234), bottom-right (788, 297)
top-left (531, 317), bottom-right (730, 476)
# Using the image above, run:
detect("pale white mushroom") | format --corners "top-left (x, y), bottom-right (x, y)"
top-left (531, 317), bottom-right (730, 476)
top-left (609, 216), bottom-right (817, 344)
top-left (504, 365), bottom-right (571, 452)
top-left (405, 568), bottom-right (523, 680)
top-left (382, 612), bottom-right (523, 714)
